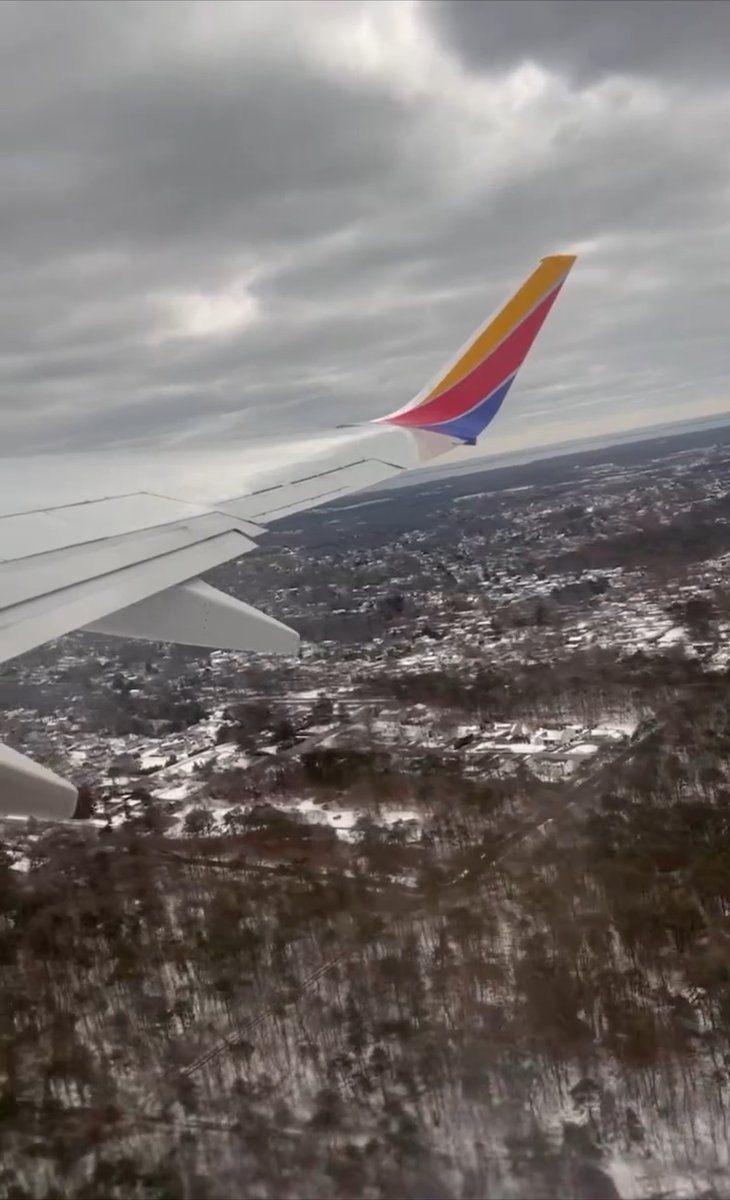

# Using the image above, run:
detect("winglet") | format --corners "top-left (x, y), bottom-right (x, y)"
top-left (380, 254), bottom-right (576, 443)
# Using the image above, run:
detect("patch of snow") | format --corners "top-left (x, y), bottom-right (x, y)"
top-left (593, 716), bottom-right (638, 737)
top-left (138, 753), bottom-right (169, 771)
top-left (214, 743), bottom-right (240, 761)
top-left (382, 809), bottom-right (420, 826)
top-left (709, 646), bottom-right (730, 672)
top-left (491, 741), bottom-right (546, 754)
top-left (534, 728), bottom-right (565, 744)
top-left (326, 810), bottom-right (359, 831)
top-left (155, 783), bottom-right (196, 801)
top-left (656, 625), bottom-right (686, 646)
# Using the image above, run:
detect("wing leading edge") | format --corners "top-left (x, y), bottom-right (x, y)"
top-left (0, 255), bottom-right (576, 817)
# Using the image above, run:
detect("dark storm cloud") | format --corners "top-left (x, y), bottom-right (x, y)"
top-left (1, 0), bottom-right (730, 458)
top-left (427, 0), bottom-right (730, 84)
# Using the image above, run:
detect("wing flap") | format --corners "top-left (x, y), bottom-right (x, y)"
top-left (0, 493), bottom-right (210, 562)
top-left (0, 742), bottom-right (77, 821)
top-left (0, 512), bottom-right (246, 613)
top-left (86, 578), bottom-right (299, 655)
top-left (0, 529), bottom-right (254, 662)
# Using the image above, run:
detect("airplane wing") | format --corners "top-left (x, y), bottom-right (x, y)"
top-left (0, 254), bottom-right (575, 818)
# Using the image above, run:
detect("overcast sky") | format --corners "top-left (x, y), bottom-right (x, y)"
top-left (2, 0), bottom-right (730, 462)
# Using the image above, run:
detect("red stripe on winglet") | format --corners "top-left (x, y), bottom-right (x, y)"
top-left (391, 282), bottom-right (563, 428)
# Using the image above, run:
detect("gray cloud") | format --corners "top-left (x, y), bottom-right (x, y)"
top-left (1, 0), bottom-right (730, 459)
top-left (428, 0), bottom-right (730, 84)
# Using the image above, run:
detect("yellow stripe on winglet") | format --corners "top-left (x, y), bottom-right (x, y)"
top-left (423, 254), bottom-right (576, 404)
